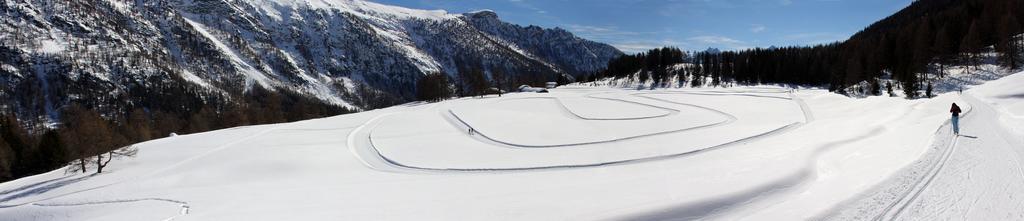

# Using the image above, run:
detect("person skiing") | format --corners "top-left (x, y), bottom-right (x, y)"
top-left (950, 103), bottom-right (962, 135)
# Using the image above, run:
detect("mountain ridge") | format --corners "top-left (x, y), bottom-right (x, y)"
top-left (0, 0), bottom-right (623, 125)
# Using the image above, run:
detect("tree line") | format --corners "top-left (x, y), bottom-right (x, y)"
top-left (414, 63), bottom-right (562, 102)
top-left (582, 0), bottom-right (1023, 98)
top-left (582, 47), bottom-right (688, 86)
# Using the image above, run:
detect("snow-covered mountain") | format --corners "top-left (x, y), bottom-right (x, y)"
top-left (460, 10), bottom-right (623, 75)
top-left (0, 0), bottom-right (622, 122)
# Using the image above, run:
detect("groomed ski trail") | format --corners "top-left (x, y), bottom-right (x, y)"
top-left (833, 93), bottom-right (1024, 221)
top-left (887, 94), bottom-right (1024, 220)
top-left (346, 90), bottom-right (812, 173)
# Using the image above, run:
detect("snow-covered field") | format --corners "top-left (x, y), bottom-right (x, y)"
top-left (1, 72), bottom-right (1022, 220)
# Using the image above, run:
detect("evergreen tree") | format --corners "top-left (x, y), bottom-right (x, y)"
top-left (35, 130), bottom-right (67, 172)
top-left (997, 14), bottom-right (1022, 70)
top-left (960, 20), bottom-right (984, 69)
top-left (492, 69), bottom-right (507, 97)
top-left (886, 82), bottom-right (895, 97)
top-left (416, 72), bottom-right (452, 102)
top-left (846, 58), bottom-right (864, 87)
top-left (465, 68), bottom-right (489, 97)
top-left (933, 25), bottom-right (956, 78)
top-left (869, 78), bottom-right (882, 96)
top-left (925, 82), bottom-right (933, 98)
top-left (902, 74), bottom-right (918, 99)
top-left (0, 130), bottom-right (12, 181)
top-left (0, 116), bottom-right (28, 177)
top-left (912, 21), bottom-right (935, 75)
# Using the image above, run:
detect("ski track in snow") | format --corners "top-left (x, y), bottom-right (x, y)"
top-left (347, 89), bottom-right (813, 173)
top-left (826, 92), bottom-right (1024, 221)
top-left (443, 95), bottom-right (732, 148)
top-left (876, 114), bottom-right (968, 220)
top-left (33, 198), bottom-right (190, 221)
top-left (0, 124), bottom-right (288, 220)
top-left (496, 92), bottom-right (678, 121)
top-left (439, 90), bottom-right (804, 149)
top-left (890, 94), bottom-right (1024, 220)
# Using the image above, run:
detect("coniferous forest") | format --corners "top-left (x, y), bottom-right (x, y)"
top-left (586, 0), bottom-right (1022, 98)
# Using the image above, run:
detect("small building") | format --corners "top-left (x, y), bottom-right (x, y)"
top-left (519, 85), bottom-right (549, 93)
top-left (545, 82), bottom-right (558, 89)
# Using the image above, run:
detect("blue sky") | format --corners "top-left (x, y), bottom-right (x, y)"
top-left (370, 0), bottom-right (913, 54)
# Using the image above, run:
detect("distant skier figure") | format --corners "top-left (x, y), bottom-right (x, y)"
top-left (950, 103), bottom-right (962, 135)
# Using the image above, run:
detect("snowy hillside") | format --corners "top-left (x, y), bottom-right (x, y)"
top-left (0, 0), bottom-right (622, 122)
top-left (1, 69), bottom-right (1020, 220)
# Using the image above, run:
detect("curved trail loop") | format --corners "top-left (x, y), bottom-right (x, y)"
top-left (348, 89), bottom-right (813, 173)
top-left (33, 197), bottom-right (190, 220)
top-left (443, 102), bottom-right (733, 148)
top-left (498, 93), bottom-right (678, 121)
top-left (442, 90), bottom-right (803, 148)
top-left (364, 122), bottom-right (803, 173)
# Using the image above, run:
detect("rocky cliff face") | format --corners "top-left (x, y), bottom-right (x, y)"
top-left (0, 0), bottom-right (622, 124)
top-left (461, 10), bottom-right (623, 75)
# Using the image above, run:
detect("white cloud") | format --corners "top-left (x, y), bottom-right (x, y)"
top-left (782, 32), bottom-right (848, 45)
top-left (686, 35), bottom-right (751, 50)
top-left (507, 0), bottom-right (548, 16)
top-left (609, 40), bottom-right (683, 54)
top-left (613, 43), bottom-right (664, 54)
top-left (566, 24), bottom-right (657, 41)
top-left (568, 24), bottom-right (616, 34)
top-left (562, 24), bottom-right (681, 53)
top-left (751, 24), bottom-right (767, 33)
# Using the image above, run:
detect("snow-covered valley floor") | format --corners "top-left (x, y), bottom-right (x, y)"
top-left (1, 73), bottom-right (1022, 220)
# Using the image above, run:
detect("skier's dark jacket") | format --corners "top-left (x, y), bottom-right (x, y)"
top-left (950, 103), bottom-right (962, 116)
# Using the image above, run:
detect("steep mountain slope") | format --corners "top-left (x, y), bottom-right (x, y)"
top-left (461, 10), bottom-right (622, 75)
top-left (0, 0), bottom-right (622, 124)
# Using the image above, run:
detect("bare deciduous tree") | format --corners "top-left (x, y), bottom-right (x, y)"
top-left (61, 105), bottom-right (136, 174)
